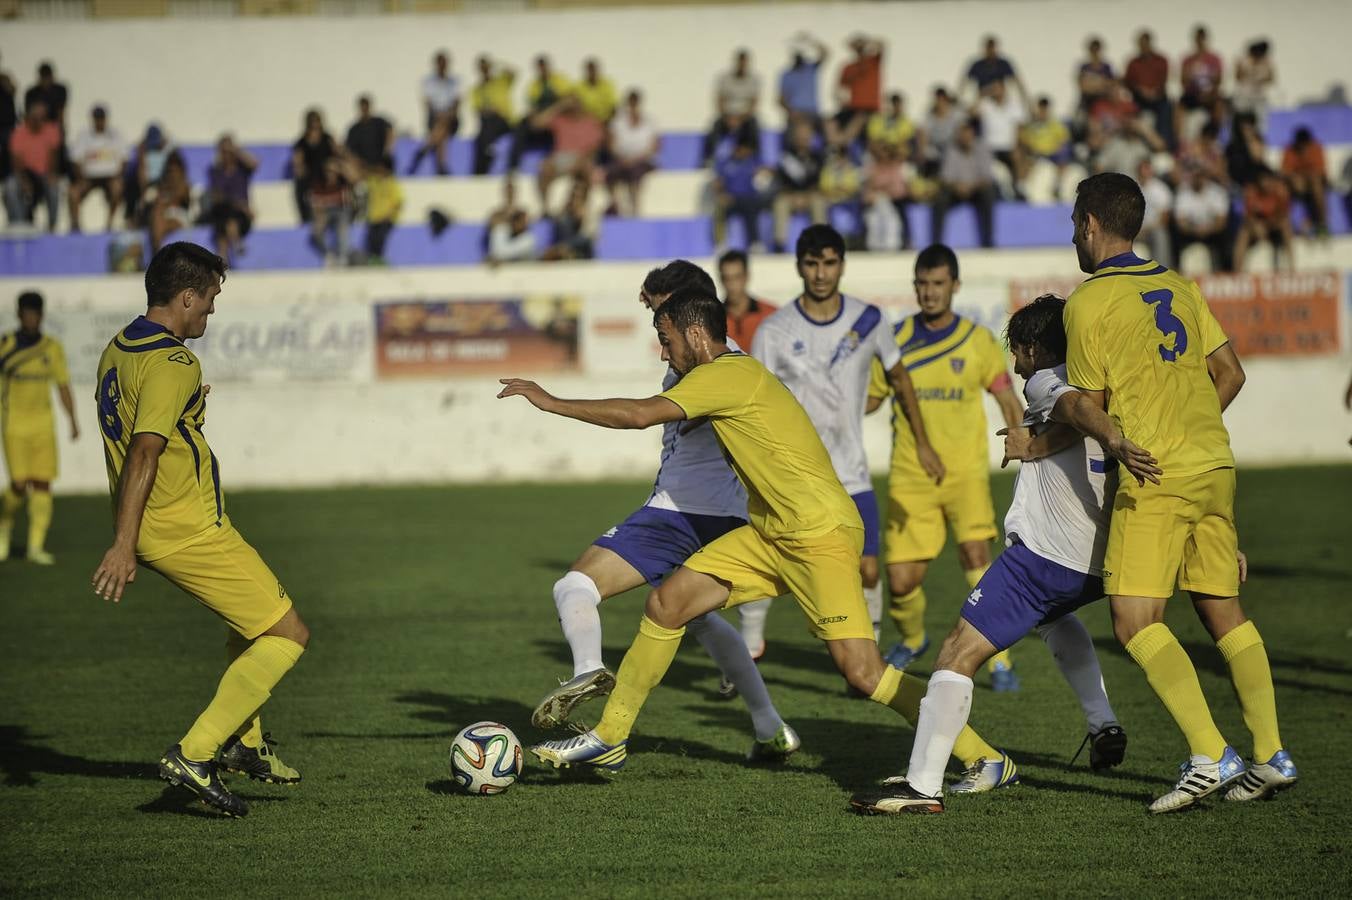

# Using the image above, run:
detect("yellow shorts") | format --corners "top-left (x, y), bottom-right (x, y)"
top-left (884, 472), bottom-right (997, 564)
top-left (1105, 467), bottom-right (1240, 600)
top-left (144, 526), bottom-right (293, 639)
top-left (2, 426), bottom-right (57, 483)
top-left (683, 524), bottom-right (874, 641)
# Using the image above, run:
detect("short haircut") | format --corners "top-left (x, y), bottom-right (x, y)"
top-left (642, 259), bottom-right (716, 299)
top-left (17, 290), bottom-right (43, 313)
top-left (145, 242), bottom-right (227, 307)
top-left (1074, 172), bottom-right (1145, 241)
top-left (717, 248), bottom-right (748, 272)
top-left (796, 224), bottom-right (845, 262)
top-left (915, 243), bottom-right (959, 280)
top-left (1005, 294), bottom-right (1067, 363)
top-left (654, 288), bottom-right (727, 343)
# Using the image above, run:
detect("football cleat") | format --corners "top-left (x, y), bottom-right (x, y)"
top-left (530, 729), bottom-right (627, 771)
top-left (27, 548), bottom-right (55, 566)
top-left (882, 637), bottom-right (931, 670)
top-left (950, 752), bottom-right (1020, 794)
top-left (1224, 750), bottom-right (1298, 802)
top-left (1149, 746), bottom-right (1246, 814)
top-left (1071, 724), bottom-right (1129, 771)
top-left (219, 733), bottom-right (301, 784)
top-left (158, 744), bottom-right (249, 817)
top-left (850, 776), bottom-right (944, 815)
top-left (531, 667), bottom-right (616, 729)
top-left (990, 660), bottom-right (1021, 693)
top-left (746, 723), bottom-right (801, 763)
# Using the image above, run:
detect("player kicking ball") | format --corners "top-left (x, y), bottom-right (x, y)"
top-left (531, 260), bottom-right (800, 763)
top-left (851, 295), bottom-right (1160, 815)
top-left (91, 243), bottom-right (310, 817)
top-left (500, 288), bottom-right (1017, 794)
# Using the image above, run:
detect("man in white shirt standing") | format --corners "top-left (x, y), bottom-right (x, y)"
top-left (1173, 165), bottom-right (1230, 272)
top-left (68, 104), bottom-right (126, 232)
top-left (605, 90), bottom-right (660, 217)
top-left (976, 79), bottom-right (1027, 198)
top-left (409, 51), bottom-right (461, 176)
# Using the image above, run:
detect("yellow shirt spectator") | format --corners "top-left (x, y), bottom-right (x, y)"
top-left (472, 71), bottom-right (517, 123)
top-left (573, 77), bottom-right (619, 122)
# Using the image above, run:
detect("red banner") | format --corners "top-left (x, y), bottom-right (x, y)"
top-left (374, 297), bottom-right (581, 378)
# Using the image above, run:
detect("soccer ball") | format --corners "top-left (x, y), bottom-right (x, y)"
top-left (449, 721), bottom-right (524, 795)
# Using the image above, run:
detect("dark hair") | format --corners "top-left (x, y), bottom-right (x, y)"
top-left (915, 244), bottom-right (960, 280)
top-left (1074, 172), bottom-right (1145, 241)
top-left (38, 62), bottom-right (54, 78)
top-left (795, 224), bottom-right (845, 262)
top-left (654, 288), bottom-right (727, 343)
top-left (1292, 126), bottom-right (1313, 147)
top-left (17, 290), bottom-right (43, 313)
top-left (717, 249), bottom-right (748, 272)
top-left (642, 259), bottom-right (716, 299)
top-left (145, 242), bottom-right (227, 307)
top-left (1250, 40), bottom-right (1270, 58)
top-left (1005, 294), bottom-right (1067, 363)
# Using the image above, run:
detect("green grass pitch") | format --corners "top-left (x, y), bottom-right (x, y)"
top-left (2, 466), bottom-right (1350, 897)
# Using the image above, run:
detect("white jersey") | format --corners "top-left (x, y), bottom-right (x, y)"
top-left (751, 295), bottom-right (900, 494)
top-left (1003, 365), bottom-right (1116, 575)
top-left (645, 339), bottom-right (749, 519)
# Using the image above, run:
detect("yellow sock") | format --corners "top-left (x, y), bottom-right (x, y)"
top-left (869, 666), bottom-right (1001, 767)
top-left (888, 586), bottom-right (927, 649)
top-left (1217, 621), bottom-right (1283, 761)
top-left (594, 616), bottom-right (684, 746)
top-left (225, 629), bottom-right (265, 748)
top-left (1125, 623), bottom-right (1227, 761)
top-left (180, 636), bottom-right (304, 762)
top-left (27, 490), bottom-right (52, 554)
top-left (0, 488), bottom-right (21, 527)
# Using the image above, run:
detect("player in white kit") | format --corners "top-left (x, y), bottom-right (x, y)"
top-left (850, 295), bottom-right (1164, 814)
top-left (532, 260), bottom-right (800, 762)
top-left (741, 225), bottom-right (944, 656)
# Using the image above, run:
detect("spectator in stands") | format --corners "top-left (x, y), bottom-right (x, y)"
top-left (1092, 94), bottom-right (1165, 176)
top-left (1340, 156), bottom-right (1352, 234)
top-left (511, 55), bottom-right (572, 171)
top-left (718, 249), bottom-right (777, 347)
top-left (818, 144), bottom-right (862, 242)
top-left (1177, 119), bottom-right (1228, 186)
top-left (574, 58), bottom-right (618, 125)
top-left (1176, 26), bottom-right (1224, 142)
top-left (148, 152), bottom-right (191, 252)
top-left (1281, 126), bottom-right (1328, 235)
top-left (68, 104), bottom-right (126, 232)
top-left (772, 120), bottom-right (826, 251)
top-left (963, 36), bottom-right (1025, 104)
top-left (1226, 112), bottom-right (1267, 187)
top-left (866, 92), bottom-right (915, 161)
top-left (1136, 158), bottom-right (1173, 266)
top-left (1123, 30), bottom-right (1173, 148)
top-left (363, 155), bottom-right (402, 265)
top-left (1076, 37), bottom-right (1116, 119)
top-left (23, 62), bottom-right (68, 134)
top-left (778, 32), bottom-right (828, 129)
top-left (533, 95), bottom-right (604, 210)
top-left (487, 207), bottom-right (537, 266)
top-left (932, 117), bottom-right (996, 248)
top-left (346, 95), bottom-right (395, 170)
top-left (1234, 166), bottom-right (1293, 271)
top-left (204, 134), bottom-right (257, 262)
top-left (829, 33), bottom-right (884, 149)
top-left (977, 78), bottom-right (1028, 198)
top-left (703, 49), bottom-right (761, 165)
top-left (712, 136), bottom-right (769, 251)
top-left (127, 122), bottom-right (182, 228)
top-left (1173, 163), bottom-right (1231, 271)
top-left (919, 87), bottom-right (959, 177)
top-left (471, 55), bottom-right (515, 176)
top-left (862, 141), bottom-right (913, 251)
top-left (605, 89), bottom-right (659, 217)
top-left (291, 109), bottom-right (336, 225)
top-left (3, 101), bottom-right (61, 229)
top-left (543, 178), bottom-right (596, 261)
top-left (308, 156), bottom-right (353, 266)
top-left (1232, 40), bottom-right (1276, 121)
top-left (408, 51), bottom-right (461, 176)
top-left (1020, 96), bottom-right (1071, 199)
top-left (0, 55), bottom-right (17, 182)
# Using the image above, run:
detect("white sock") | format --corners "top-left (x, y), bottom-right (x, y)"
top-left (1037, 614), bottom-right (1118, 733)
top-left (863, 581), bottom-right (883, 643)
top-left (738, 598), bottom-right (772, 655)
top-left (688, 612), bottom-right (784, 740)
top-left (554, 571), bottom-right (605, 677)
top-left (906, 669), bottom-right (974, 798)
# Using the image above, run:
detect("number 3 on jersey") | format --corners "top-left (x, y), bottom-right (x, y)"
top-left (1140, 289), bottom-right (1188, 363)
top-left (99, 367), bottom-right (123, 441)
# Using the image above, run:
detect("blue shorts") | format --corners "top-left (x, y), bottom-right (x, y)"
top-left (593, 506), bottom-right (748, 588)
top-left (960, 541), bottom-right (1104, 651)
top-left (852, 490), bottom-right (881, 558)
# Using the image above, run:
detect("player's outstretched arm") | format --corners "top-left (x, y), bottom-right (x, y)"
top-left (885, 361), bottom-right (945, 484)
top-left (1050, 390), bottom-right (1162, 486)
top-left (997, 424), bottom-right (1079, 467)
top-left (92, 432), bottom-right (166, 602)
top-left (497, 378), bottom-right (685, 429)
top-left (1205, 343), bottom-right (1246, 412)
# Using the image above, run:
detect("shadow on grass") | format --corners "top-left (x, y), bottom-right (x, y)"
top-left (0, 725), bottom-right (156, 788)
top-left (136, 784), bottom-right (290, 818)
top-left (1247, 562), bottom-right (1350, 583)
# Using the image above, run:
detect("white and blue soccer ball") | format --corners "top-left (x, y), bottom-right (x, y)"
top-left (449, 721), bottom-right (524, 795)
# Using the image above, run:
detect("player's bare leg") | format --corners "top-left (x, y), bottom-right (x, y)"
top-left (884, 559), bottom-right (931, 667)
top-left (959, 540), bottom-right (1015, 690)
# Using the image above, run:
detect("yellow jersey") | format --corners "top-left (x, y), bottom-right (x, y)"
top-left (661, 353), bottom-right (861, 541)
top-left (1, 331), bottom-right (68, 435)
top-left (1065, 252), bottom-right (1233, 478)
top-left (868, 314), bottom-right (1011, 483)
top-left (572, 77), bottom-right (618, 122)
top-left (472, 71), bottom-right (517, 122)
top-left (96, 316), bottom-right (229, 561)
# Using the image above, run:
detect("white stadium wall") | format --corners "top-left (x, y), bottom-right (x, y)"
top-left (0, 0), bottom-right (1348, 143)
top-left (4, 246), bottom-right (1350, 496)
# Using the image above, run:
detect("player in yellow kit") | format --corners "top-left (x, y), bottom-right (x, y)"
top-left (0, 291), bottom-right (80, 565)
top-left (1063, 173), bottom-right (1293, 813)
top-left (91, 242), bottom-right (311, 818)
top-left (867, 245), bottom-right (1026, 690)
top-left (501, 287), bottom-right (1020, 795)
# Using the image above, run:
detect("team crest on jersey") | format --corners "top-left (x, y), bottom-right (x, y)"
top-left (966, 588), bottom-right (983, 606)
top-left (950, 357), bottom-right (966, 374)
top-left (791, 340), bottom-right (806, 355)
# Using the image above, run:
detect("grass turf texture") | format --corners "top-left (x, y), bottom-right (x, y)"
top-left (2, 466), bottom-right (1350, 897)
